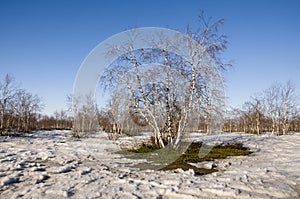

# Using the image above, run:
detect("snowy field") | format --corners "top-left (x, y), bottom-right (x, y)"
top-left (0, 130), bottom-right (300, 199)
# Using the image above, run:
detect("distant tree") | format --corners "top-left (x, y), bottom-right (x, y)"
top-left (0, 74), bottom-right (43, 135)
top-left (0, 74), bottom-right (18, 133)
top-left (280, 82), bottom-right (297, 134)
top-left (224, 81), bottom-right (299, 135)
top-left (13, 89), bottom-right (43, 132)
top-left (72, 93), bottom-right (99, 137)
top-left (50, 109), bottom-right (71, 130)
top-left (263, 82), bottom-right (298, 135)
top-left (290, 112), bottom-right (300, 132)
top-left (243, 97), bottom-right (264, 134)
top-left (97, 109), bottom-right (113, 133)
top-left (223, 107), bottom-right (241, 133)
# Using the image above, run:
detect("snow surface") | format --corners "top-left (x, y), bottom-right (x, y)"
top-left (0, 130), bottom-right (300, 198)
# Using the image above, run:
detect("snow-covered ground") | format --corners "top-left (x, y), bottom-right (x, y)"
top-left (0, 130), bottom-right (300, 198)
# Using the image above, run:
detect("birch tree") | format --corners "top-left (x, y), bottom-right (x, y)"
top-left (72, 93), bottom-right (99, 137)
top-left (100, 16), bottom-right (227, 148)
top-left (0, 74), bottom-right (43, 134)
top-left (280, 82), bottom-right (297, 134)
top-left (0, 74), bottom-right (18, 132)
top-left (226, 81), bottom-right (298, 135)
top-left (263, 82), bottom-right (297, 135)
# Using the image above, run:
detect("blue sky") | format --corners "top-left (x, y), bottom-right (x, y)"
top-left (0, 0), bottom-right (300, 115)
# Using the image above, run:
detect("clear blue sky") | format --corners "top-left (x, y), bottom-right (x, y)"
top-left (1, 0), bottom-right (300, 115)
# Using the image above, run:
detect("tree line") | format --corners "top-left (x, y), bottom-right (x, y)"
top-left (95, 81), bottom-right (299, 140)
top-left (37, 109), bottom-right (73, 131)
top-left (223, 82), bottom-right (299, 135)
top-left (0, 74), bottom-right (72, 135)
top-left (1, 76), bottom-right (299, 138)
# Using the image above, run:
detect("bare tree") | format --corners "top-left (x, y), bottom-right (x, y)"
top-left (14, 90), bottom-right (43, 132)
top-left (223, 107), bottom-right (242, 133)
top-left (0, 74), bottom-right (18, 133)
top-left (0, 74), bottom-right (43, 135)
top-left (52, 109), bottom-right (69, 129)
top-left (100, 15), bottom-right (228, 148)
top-left (224, 81), bottom-right (298, 135)
top-left (263, 83), bottom-right (281, 134)
top-left (263, 82), bottom-right (298, 135)
top-left (280, 82), bottom-right (297, 134)
top-left (72, 93), bottom-right (99, 137)
top-left (245, 97), bottom-right (264, 134)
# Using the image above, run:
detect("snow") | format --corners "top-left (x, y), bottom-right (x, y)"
top-left (0, 130), bottom-right (300, 198)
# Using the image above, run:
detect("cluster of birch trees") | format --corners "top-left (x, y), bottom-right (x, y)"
top-left (96, 15), bottom-right (227, 148)
top-left (97, 81), bottom-right (299, 140)
top-left (72, 94), bottom-right (99, 137)
top-left (0, 74), bottom-right (43, 135)
top-left (224, 82), bottom-right (299, 135)
top-left (68, 14), bottom-right (299, 143)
